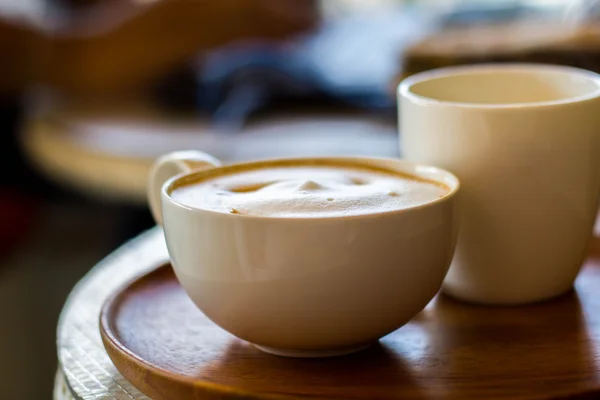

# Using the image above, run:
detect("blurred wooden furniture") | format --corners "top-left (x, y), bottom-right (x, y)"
top-left (55, 229), bottom-right (600, 399)
top-left (0, 0), bottom-right (318, 96)
top-left (22, 102), bottom-right (397, 204)
top-left (401, 21), bottom-right (600, 80)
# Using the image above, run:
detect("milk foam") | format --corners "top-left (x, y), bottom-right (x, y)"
top-left (170, 165), bottom-right (447, 217)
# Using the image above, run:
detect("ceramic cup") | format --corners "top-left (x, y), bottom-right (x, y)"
top-left (148, 151), bottom-right (460, 357)
top-left (399, 64), bottom-right (600, 305)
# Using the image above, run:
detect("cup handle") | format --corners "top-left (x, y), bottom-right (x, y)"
top-left (147, 150), bottom-right (222, 225)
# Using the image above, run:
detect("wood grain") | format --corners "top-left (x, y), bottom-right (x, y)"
top-left (100, 248), bottom-right (600, 400)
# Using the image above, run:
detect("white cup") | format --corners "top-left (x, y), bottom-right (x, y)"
top-left (148, 152), bottom-right (460, 357)
top-left (399, 64), bottom-right (600, 305)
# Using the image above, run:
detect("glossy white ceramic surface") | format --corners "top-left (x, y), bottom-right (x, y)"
top-left (148, 152), bottom-right (460, 357)
top-left (399, 64), bottom-right (600, 304)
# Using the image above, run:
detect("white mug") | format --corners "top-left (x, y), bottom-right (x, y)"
top-left (399, 64), bottom-right (600, 305)
top-left (148, 152), bottom-right (460, 357)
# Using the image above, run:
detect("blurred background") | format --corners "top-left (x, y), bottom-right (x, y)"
top-left (0, 0), bottom-right (598, 398)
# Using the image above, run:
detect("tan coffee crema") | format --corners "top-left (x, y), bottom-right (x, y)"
top-left (170, 162), bottom-right (448, 218)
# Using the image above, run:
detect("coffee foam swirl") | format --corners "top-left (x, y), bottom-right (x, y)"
top-left (170, 166), bottom-right (447, 218)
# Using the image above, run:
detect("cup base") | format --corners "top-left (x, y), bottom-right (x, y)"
top-left (254, 343), bottom-right (373, 358)
top-left (442, 284), bottom-right (575, 305)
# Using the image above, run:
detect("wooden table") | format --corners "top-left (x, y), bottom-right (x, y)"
top-left (55, 226), bottom-right (600, 399)
top-left (23, 102), bottom-right (398, 204)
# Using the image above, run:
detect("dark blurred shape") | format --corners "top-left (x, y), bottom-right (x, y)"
top-left (0, 189), bottom-right (38, 257)
top-left (0, 98), bottom-right (42, 257)
top-left (53, 0), bottom-right (105, 8)
top-left (154, 7), bottom-right (433, 128)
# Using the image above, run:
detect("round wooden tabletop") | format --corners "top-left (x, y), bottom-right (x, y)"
top-left (99, 261), bottom-right (600, 400)
top-left (22, 103), bottom-right (398, 204)
top-left (57, 227), bottom-right (600, 400)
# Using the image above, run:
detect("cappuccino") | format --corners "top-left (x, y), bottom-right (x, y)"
top-left (170, 162), bottom-right (447, 218)
top-left (150, 151), bottom-right (460, 356)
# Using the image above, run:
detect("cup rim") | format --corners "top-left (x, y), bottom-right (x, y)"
top-left (398, 63), bottom-right (600, 109)
top-left (160, 156), bottom-right (460, 221)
